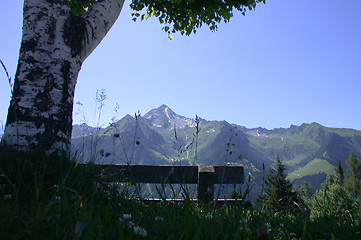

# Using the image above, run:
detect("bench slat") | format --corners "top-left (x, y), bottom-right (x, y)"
top-left (95, 165), bottom-right (244, 184)
top-left (214, 166), bottom-right (244, 184)
top-left (96, 165), bottom-right (199, 184)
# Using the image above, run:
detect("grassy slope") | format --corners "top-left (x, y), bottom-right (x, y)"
top-left (287, 158), bottom-right (335, 181)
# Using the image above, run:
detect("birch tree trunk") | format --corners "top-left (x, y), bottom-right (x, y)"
top-left (1, 0), bottom-right (124, 156)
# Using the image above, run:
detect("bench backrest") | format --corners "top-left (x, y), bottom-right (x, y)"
top-left (93, 164), bottom-right (244, 204)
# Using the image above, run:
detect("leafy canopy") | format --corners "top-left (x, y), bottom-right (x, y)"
top-left (68, 0), bottom-right (266, 38)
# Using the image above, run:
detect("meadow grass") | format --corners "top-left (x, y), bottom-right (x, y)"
top-left (1, 92), bottom-right (360, 239)
top-left (1, 147), bottom-right (361, 240)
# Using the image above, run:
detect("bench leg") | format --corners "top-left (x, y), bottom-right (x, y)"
top-left (198, 166), bottom-right (215, 205)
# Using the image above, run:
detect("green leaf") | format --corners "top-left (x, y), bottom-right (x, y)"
top-left (150, 7), bottom-right (155, 16)
top-left (168, 35), bottom-right (173, 40)
top-left (129, 0), bottom-right (266, 39)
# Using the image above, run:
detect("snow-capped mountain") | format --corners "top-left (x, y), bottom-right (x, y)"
top-left (143, 104), bottom-right (202, 129)
top-left (71, 104), bottom-right (361, 190)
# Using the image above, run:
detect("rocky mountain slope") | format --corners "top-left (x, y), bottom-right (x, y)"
top-left (72, 105), bottom-right (361, 188)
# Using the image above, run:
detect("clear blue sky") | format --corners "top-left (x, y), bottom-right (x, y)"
top-left (1, 1), bottom-right (361, 131)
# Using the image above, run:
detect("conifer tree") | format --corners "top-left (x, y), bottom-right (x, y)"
top-left (335, 160), bottom-right (345, 184)
top-left (345, 152), bottom-right (361, 199)
top-left (263, 155), bottom-right (300, 214)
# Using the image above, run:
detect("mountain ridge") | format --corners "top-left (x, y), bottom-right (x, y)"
top-left (72, 105), bottom-right (361, 189)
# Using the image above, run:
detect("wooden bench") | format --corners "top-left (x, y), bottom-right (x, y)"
top-left (92, 164), bottom-right (244, 204)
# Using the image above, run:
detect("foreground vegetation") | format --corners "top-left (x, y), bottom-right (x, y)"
top-left (0, 149), bottom-right (361, 239)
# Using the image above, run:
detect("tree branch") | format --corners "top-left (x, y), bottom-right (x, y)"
top-left (81, 0), bottom-right (125, 61)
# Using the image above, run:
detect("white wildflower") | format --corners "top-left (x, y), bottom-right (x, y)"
top-left (240, 218), bottom-right (248, 224)
top-left (133, 226), bottom-right (147, 238)
top-left (155, 216), bottom-right (164, 221)
top-left (290, 232), bottom-right (298, 240)
top-left (4, 194), bottom-right (12, 200)
top-left (125, 221), bottom-right (134, 228)
top-left (55, 196), bottom-right (61, 201)
top-left (205, 214), bottom-right (213, 220)
top-left (119, 218), bottom-right (133, 228)
top-left (119, 214), bottom-right (134, 228)
top-left (265, 222), bottom-right (271, 232)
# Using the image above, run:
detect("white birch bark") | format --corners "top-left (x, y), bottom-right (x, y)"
top-left (1, 0), bottom-right (124, 156)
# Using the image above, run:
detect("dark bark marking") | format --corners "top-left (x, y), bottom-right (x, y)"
top-left (21, 38), bottom-right (39, 53)
top-left (36, 11), bottom-right (46, 22)
top-left (63, 14), bottom-right (87, 57)
top-left (59, 60), bottom-right (74, 140)
top-left (23, 3), bottom-right (30, 12)
top-left (60, 8), bottom-right (67, 16)
top-left (5, 103), bottom-right (18, 126)
top-left (34, 114), bottom-right (70, 151)
top-left (46, 16), bottom-right (57, 45)
top-left (26, 67), bottom-right (43, 82)
top-left (15, 61), bottom-right (22, 81)
top-left (60, 61), bottom-right (71, 104)
top-left (46, 0), bottom-right (68, 4)
top-left (23, 55), bottom-right (39, 64)
top-left (104, 20), bottom-right (109, 29)
top-left (34, 76), bottom-right (55, 112)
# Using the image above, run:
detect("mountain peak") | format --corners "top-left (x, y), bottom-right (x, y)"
top-left (153, 104), bottom-right (175, 118)
top-left (158, 104), bottom-right (169, 110)
top-left (144, 105), bottom-right (174, 120)
top-left (144, 105), bottom-right (197, 129)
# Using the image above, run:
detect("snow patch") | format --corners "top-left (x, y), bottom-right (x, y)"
top-left (165, 107), bottom-right (170, 119)
top-left (281, 137), bottom-right (288, 147)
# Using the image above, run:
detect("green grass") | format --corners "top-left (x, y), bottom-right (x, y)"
top-left (1, 148), bottom-right (360, 239)
top-left (284, 154), bottom-right (308, 168)
top-left (288, 158), bottom-right (335, 181)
